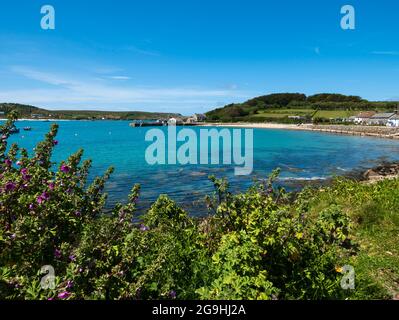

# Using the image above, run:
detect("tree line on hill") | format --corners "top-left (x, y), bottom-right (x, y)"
top-left (0, 103), bottom-right (181, 120)
top-left (206, 93), bottom-right (398, 122)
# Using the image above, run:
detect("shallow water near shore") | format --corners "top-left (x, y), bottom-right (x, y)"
top-left (6, 120), bottom-right (399, 215)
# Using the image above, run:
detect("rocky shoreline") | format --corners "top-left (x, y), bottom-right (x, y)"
top-left (278, 162), bottom-right (399, 190)
top-left (362, 162), bottom-right (399, 182)
top-left (203, 122), bottom-right (399, 140)
top-left (300, 124), bottom-right (399, 140)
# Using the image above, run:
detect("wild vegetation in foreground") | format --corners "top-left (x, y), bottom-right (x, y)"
top-left (0, 112), bottom-right (398, 300)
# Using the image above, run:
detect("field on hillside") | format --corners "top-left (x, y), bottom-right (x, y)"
top-left (253, 109), bottom-right (359, 119)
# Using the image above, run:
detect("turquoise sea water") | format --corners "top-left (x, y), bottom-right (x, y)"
top-left (6, 120), bottom-right (399, 215)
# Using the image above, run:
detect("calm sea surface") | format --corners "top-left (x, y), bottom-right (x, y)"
top-left (5, 120), bottom-right (399, 215)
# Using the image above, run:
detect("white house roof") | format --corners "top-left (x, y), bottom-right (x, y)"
top-left (370, 112), bottom-right (395, 119)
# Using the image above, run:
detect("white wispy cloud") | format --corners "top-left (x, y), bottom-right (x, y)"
top-left (1, 66), bottom-right (246, 111)
top-left (371, 51), bottom-right (399, 56)
top-left (125, 46), bottom-right (160, 57)
top-left (108, 76), bottom-right (131, 80)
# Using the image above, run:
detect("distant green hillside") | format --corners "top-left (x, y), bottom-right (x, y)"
top-left (0, 103), bottom-right (181, 120)
top-left (206, 93), bottom-right (398, 123)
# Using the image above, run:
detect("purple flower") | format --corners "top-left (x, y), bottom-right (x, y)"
top-left (29, 203), bottom-right (35, 210)
top-left (169, 290), bottom-right (177, 299)
top-left (37, 192), bottom-right (50, 204)
top-left (66, 280), bottom-right (74, 289)
top-left (48, 182), bottom-right (55, 191)
top-left (42, 192), bottom-right (50, 200)
top-left (10, 233), bottom-right (16, 240)
top-left (4, 159), bottom-right (12, 166)
top-left (139, 224), bottom-right (150, 232)
top-left (54, 248), bottom-right (62, 259)
top-left (52, 140), bottom-right (58, 146)
top-left (22, 174), bottom-right (31, 181)
top-left (57, 291), bottom-right (71, 299)
top-left (69, 254), bottom-right (76, 262)
top-left (60, 165), bottom-right (70, 173)
top-left (4, 181), bottom-right (16, 192)
top-left (75, 211), bottom-right (81, 217)
top-left (16, 161), bottom-right (22, 166)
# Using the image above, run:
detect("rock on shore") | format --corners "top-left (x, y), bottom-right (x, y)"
top-left (363, 162), bottom-right (399, 182)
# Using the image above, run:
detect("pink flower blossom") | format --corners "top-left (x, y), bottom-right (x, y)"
top-left (54, 248), bottom-right (62, 259)
top-left (57, 291), bottom-right (71, 299)
top-left (5, 181), bottom-right (16, 192)
top-left (60, 165), bottom-right (70, 173)
top-left (37, 192), bottom-right (50, 204)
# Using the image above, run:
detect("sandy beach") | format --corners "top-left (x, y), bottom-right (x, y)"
top-left (201, 122), bottom-right (399, 140)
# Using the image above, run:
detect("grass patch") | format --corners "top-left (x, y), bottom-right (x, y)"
top-left (304, 178), bottom-right (399, 299)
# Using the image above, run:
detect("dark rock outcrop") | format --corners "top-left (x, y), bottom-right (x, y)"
top-left (363, 162), bottom-right (399, 181)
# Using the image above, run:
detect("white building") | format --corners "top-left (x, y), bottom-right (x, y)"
top-left (367, 113), bottom-right (395, 126)
top-left (167, 118), bottom-right (177, 126)
top-left (387, 114), bottom-right (399, 127)
top-left (193, 113), bottom-right (206, 122)
top-left (353, 111), bottom-right (376, 125)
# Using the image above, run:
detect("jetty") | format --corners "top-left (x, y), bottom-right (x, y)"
top-left (129, 118), bottom-right (202, 127)
top-left (129, 121), bottom-right (165, 127)
top-left (129, 120), bottom-right (168, 127)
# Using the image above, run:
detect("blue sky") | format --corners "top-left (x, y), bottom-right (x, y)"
top-left (0, 0), bottom-right (398, 115)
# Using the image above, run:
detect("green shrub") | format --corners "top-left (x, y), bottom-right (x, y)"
top-left (1, 113), bottom-right (396, 300)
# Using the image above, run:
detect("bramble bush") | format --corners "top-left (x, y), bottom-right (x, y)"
top-left (0, 112), bottom-right (361, 300)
